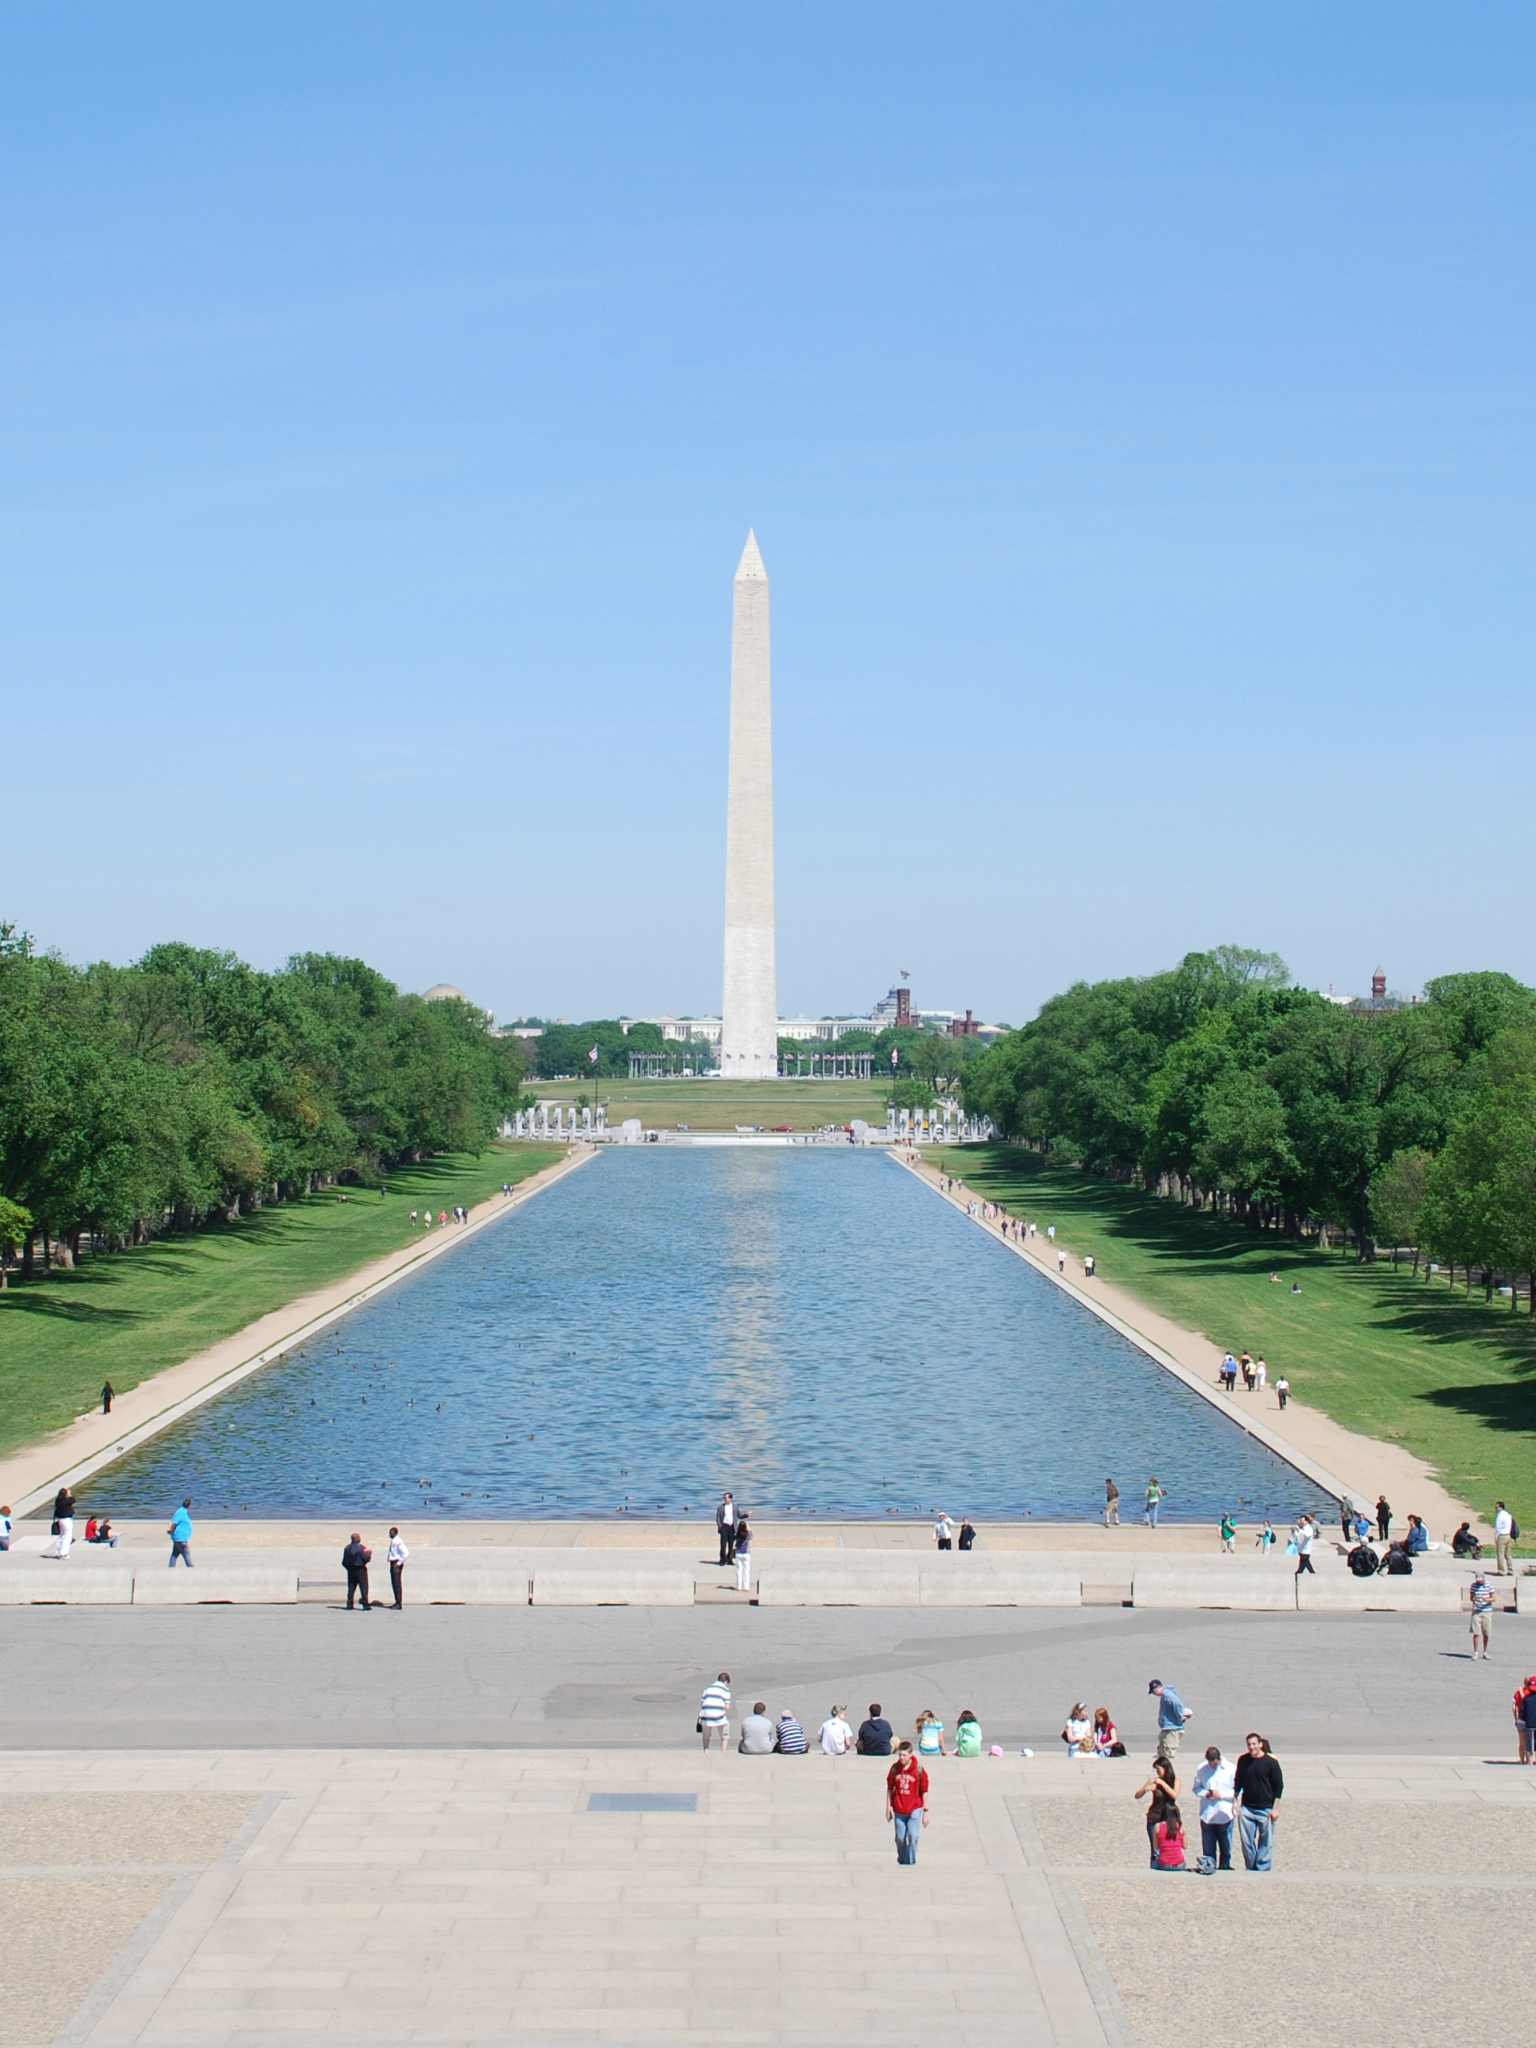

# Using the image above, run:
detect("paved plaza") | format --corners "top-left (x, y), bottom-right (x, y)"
top-left (2, 1602), bottom-right (1534, 2045)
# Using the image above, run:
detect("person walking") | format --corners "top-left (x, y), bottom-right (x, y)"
top-left (1469, 1573), bottom-right (1495, 1658)
top-left (1256, 1520), bottom-right (1276, 1554)
top-left (733, 1517), bottom-right (753, 1593)
top-left (1219, 1513), bottom-right (1237, 1554)
top-left (1192, 1746), bottom-right (1236, 1870)
top-left (1515, 1677), bottom-right (1536, 1765)
top-left (885, 1741), bottom-right (930, 1865)
top-left (101, 1381), bottom-right (114, 1415)
top-left (1376, 1494), bottom-right (1392, 1543)
top-left (167, 1498), bottom-right (193, 1568)
top-left (1104, 1479), bottom-right (1120, 1527)
top-left (716, 1493), bottom-right (736, 1567)
top-left (342, 1533), bottom-right (373, 1609)
top-left (1254, 1357), bottom-right (1268, 1392)
top-left (0, 1506), bottom-right (10, 1553)
top-left (699, 1672), bottom-right (732, 1753)
top-left (387, 1526), bottom-right (409, 1609)
top-left (1274, 1375), bottom-right (1290, 1410)
top-left (1292, 1517), bottom-right (1316, 1577)
top-left (1144, 1479), bottom-right (1166, 1528)
top-left (1234, 1733), bottom-right (1283, 1870)
top-left (50, 1486), bottom-right (76, 1559)
top-left (1494, 1502), bottom-right (1515, 1576)
top-left (1147, 1679), bottom-right (1191, 1762)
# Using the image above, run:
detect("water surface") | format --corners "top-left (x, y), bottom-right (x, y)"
top-left (97, 1148), bottom-right (1308, 1520)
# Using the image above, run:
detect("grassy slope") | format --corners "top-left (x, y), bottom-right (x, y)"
top-left (0, 1145), bottom-right (562, 1458)
top-left (940, 1145), bottom-right (1536, 1527)
top-left (536, 1076), bottom-right (892, 1131)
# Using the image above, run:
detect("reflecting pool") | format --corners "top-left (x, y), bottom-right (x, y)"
top-left (96, 1148), bottom-right (1309, 1520)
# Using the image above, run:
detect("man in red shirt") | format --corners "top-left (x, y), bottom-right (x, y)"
top-left (885, 1740), bottom-right (930, 1864)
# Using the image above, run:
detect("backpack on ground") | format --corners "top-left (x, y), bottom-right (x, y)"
top-left (1193, 1854), bottom-right (1217, 1876)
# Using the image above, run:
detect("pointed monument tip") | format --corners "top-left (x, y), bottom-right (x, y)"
top-left (735, 529), bottom-right (766, 581)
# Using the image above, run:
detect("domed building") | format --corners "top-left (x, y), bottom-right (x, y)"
top-left (422, 983), bottom-right (467, 1003)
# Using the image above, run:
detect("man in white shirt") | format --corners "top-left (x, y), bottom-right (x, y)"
top-left (1494, 1503), bottom-right (1515, 1577)
top-left (819, 1706), bottom-right (854, 1755)
top-left (387, 1527), bottom-right (409, 1610)
top-left (1192, 1746), bottom-right (1236, 1869)
top-left (934, 1513), bottom-right (954, 1551)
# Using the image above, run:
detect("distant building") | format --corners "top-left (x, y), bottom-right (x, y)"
top-left (422, 983), bottom-right (467, 1002)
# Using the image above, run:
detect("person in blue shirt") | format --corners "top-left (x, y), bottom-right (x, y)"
top-left (167, 1500), bottom-right (193, 1568)
top-left (1148, 1679), bottom-right (1192, 1762)
top-left (1405, 1516), bottom-right (1429, 1556)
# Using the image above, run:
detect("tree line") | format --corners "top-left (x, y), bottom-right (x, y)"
top-left (0, 925), bottom-right (525, 1278)
top-left (524, 1019), bottom-right (985, 1089)
top-left (959, 946), bottom-right (1536, 1304)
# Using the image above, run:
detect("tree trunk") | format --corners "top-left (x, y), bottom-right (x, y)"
top-left (21, 1231), bottom-right (34, 1281)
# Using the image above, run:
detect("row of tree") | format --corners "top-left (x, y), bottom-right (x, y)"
top-left (523, 1018), bottom-right (986, 1088)
top-left (959, 947), bottom-right (1536, 1301)
top-left (0, 926), bottom-right (525, 1275)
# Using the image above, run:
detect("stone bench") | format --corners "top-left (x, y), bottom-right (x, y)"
top-left (531, 1568), bottom-right (695, 1606)
top-left (131, 1567), bottom-right (299, 1604)
top-left (0, 1566), bottom-right (134, 1604)
top-left (1132, 1570), bottom-right (1296, 1611)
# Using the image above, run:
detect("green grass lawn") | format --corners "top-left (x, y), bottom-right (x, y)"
top-left (536, 1076), bottom-right (892, 1131)
top-left (939, 1144), bottom-right (1536, 1530)
top-left (0, 1145), bottom-right (562, 1459)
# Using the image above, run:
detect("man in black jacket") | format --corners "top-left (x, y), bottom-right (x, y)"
top-left (856, 1703), bottom-right (894, 1755)
top-left (1234, 1733), bottom-right (1284, 1871)
top-left (342, 1533), bottom-right (374, 1610)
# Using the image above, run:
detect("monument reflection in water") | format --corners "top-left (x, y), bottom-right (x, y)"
top-left (97, 1149), bottom-right (1308, 1521)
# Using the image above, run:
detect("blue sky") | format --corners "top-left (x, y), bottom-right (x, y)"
top-left (4, 4), bottom-right (1533, 1026)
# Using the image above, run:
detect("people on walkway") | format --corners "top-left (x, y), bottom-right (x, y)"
top-left (343, 1532), bottom-right (373, 1609)
top-left (1220, 1354), bottom-right (1237, 1394)
top-left (1234, 1733), bottom-right (1283, 1870)
top-left (0, 1506), bottom-right (10, 1552)
top-left (1292, 1517), bottom-right (1316, 1577)
top-left (1192, 1746), bottom-right (1236, 1870)
top-left (1144, 1478), bottom-right (1165, 1527)
top-left (1148, 1679), bottom-right (1191, 1760)
top-left (933, 1512), bottom-right (954, 1551)
top-left (167, 1498), bottom-right (192, 1567)
top-left (1133, 1755), bottom-right (1178, 1867)
top-left (1274, 1375), bottom-right (1290, 1409)
top-left (916, 1709), bottom-right (947, 1756)
top-left (1104, 1478), bottom-right (1120, 1527)
top-left (716, 1492), bottom-right (736, 1566)
top-left (857, 1704), bottom-right (894, 1755)
top-left (1494, 1502), bottom-right (1515, 1575)
top-left (733, 1518), bottom-right (753, 1593)
top-left (387, 1526), bottom-right (408, 1608)
top-left (885, 1742), bottom-right (930, 1865)
top-left (1219, 1514), bottom-right (1237, 1554)
top-left (1469, 1573), bottom-right (1495, 1659)
top-left (1256, 1521), bottom-right (1276, 1554)
top-left (739, 1703), bottom-right (774, 1754)
top-left (818, 1706), bottom-right (854, 1755)
top-left (1254, 1357), bottom-right (1267, 1391)
top-left (101, 1381), bottom-right (114, 1414)
top-left (699, 1672), bottom-right (732, 1752)
top-left (957, 1517), bottom-right (976, 1550)
top-left (1153, 1799), bottom-right (1187, 1870)
top-left (1514, 1677), bottom-right (1536, 1765)
top-left (50, 1486), bottom-right (75, 1559)
top-left (1376, 1495), bottom-right (1392, 1542)
top-left (774, 1711), bottom-right (808, 1754)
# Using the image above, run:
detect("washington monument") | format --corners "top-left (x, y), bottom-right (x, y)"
top-left (720, 530), bottom-right (777, 1078)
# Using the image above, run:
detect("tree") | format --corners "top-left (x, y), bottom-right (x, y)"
top-left (887, 1076), bottom-right (935, 1112)
top-left (1369, 1148), bottom-right (1433, 1267)
top-left (1422, 1030), bottom-right (1536, 1308)
top-left (0, 1195), bottom-right (31, 1286)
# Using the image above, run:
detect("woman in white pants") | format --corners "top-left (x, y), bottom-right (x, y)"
top-left (735, 1519), bottom-right (753, 1592)
top-left (51, 1485), bottom-right (75, 1558)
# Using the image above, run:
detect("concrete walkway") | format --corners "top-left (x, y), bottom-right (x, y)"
top-left (0, 1149), bottom-right (591, 1520)
top-left (900, 1153), bottom-right (1485, 1535)
top-left (4, 1746), bottom-right (1532, 2048)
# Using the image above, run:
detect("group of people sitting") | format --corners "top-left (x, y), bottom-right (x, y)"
top-left (733, 1702), bottom-right (998, 1758)
top-left (1346, 1511), bottom-right (1430, 1576)
top-left (1061, 1705), bottom-right (1126, 1757)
